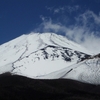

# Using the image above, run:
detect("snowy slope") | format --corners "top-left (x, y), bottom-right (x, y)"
top-left (12, 45), bottom-right (90, 76)
top-left (35, 57), bottom-right (100, 85)
top-left (0, 33), bottom-right (91, 75)
top-left (1, 32), bottom-right (100, 84)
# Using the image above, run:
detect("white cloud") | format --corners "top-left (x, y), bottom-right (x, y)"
top-left (46, 5), bottom-right (80, 14)
top-left (34, 10), bottom-right (100, 54)
top-left (45, 6), bottom-right (54, 12)
top-left (67, 5), bottom-right (80, 13)
top-left (53, 7), bottom-right (65, 14)
top-left (76, 10), bottom-right (100, 26)
top-left (40, 15), bottom-right (45, 21)
top-left (82, 34), bottom-right (100, 53)
top-left (65, 26), bottom-right (100, 54)
top-left (34, 17), bottom-right (67, 33)
top-left (54, 9), bottom-right (60, 13)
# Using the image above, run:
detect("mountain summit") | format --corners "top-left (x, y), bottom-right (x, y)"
top-left (0, 33), bottom-right (100, 84)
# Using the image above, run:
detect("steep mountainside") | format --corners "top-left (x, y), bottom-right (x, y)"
top-left (1, 33), bottom-right (100, 84)
top-left (37, 55), bottom-right (100, 84)
top-left (0, 33), bottom-right (90, 74)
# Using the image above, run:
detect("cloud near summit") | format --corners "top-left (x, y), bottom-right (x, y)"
top-left (34, 7), bottom-right (100, 54)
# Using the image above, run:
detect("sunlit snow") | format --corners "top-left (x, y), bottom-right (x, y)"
top-left (0, 33), bottom-right (100, 84)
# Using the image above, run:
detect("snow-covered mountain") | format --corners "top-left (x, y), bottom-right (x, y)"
top-left (36, 55), bottom-right (100, 84)
top-left (0, 32), bottom-right (100, 84)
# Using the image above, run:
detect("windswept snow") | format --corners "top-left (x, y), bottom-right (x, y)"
top-left (35, 58), bottom-right (100, 85)
top-left (0, 32), bottom-right (100, 84)
top-left (0, 32), bottom-right (90, 67)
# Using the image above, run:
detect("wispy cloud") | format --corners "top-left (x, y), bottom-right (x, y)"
top-left (46, 5), bottom-right (80, 14)
top-left (75, 10), bottom-right (100, 27)
top-left (45, 6), bottom-right (54, 12)
top-left (53, 7), bottom-right (65, 14)
top-left (34, 9), bottom-right (100, 54)
top-left (34, 15), bottom-right (68, 33)
top-left (67, 5), bottom-right (80, 13)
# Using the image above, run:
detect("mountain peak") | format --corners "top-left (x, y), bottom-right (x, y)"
top-left (2, 32), bottom-right (99, 84)
top-left (25, 32), bottom-right (92, 54)
top-left (0, 33), bottom-right (92, 67)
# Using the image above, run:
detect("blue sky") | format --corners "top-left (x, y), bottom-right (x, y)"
top-left (0, 0), bottom-right (100, 53)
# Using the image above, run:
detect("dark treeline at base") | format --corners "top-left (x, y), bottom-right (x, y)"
top-left (0, 72), bottom-right (100, 100)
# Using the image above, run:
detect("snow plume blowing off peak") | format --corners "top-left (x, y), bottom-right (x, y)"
top-left (0, 32), bottom-right (100, 84)
top-left (34, 10), bottom-right (100, 54)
